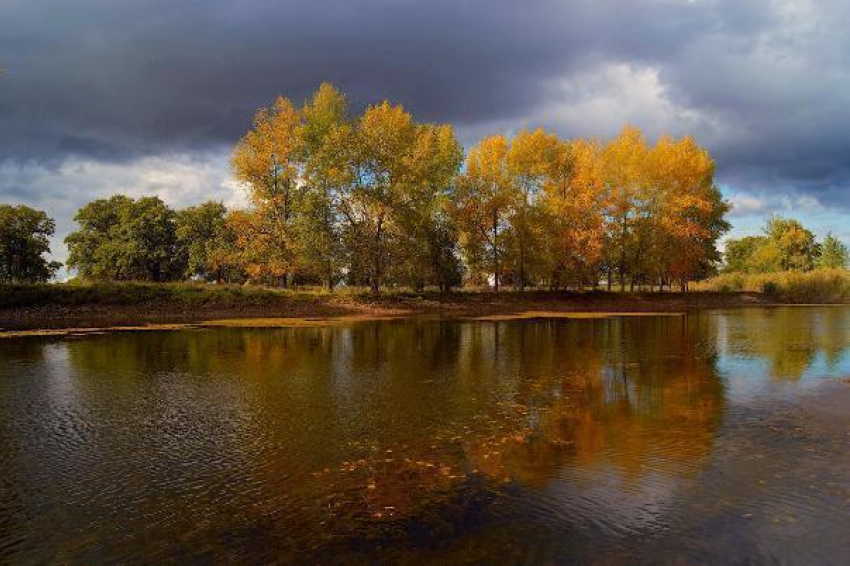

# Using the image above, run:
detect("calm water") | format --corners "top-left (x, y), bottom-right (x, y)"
top-left (1, 308), bottom-right (849, 564)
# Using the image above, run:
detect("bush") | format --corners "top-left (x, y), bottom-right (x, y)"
top-left (695, 269), bottom-right (850, 303)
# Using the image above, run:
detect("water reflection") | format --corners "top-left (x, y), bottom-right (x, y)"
top-left (1, 307), bottom-right (848, 563)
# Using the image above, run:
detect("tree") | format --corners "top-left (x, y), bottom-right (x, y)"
top-left (0, 204), bottom-right (61, 283)
top-left (817, 233), bottom-right (848, 269)
top-left (507, 129), bottom-right (558, 289)
top-left (724, 236), bottom-right (768, 273)
top-left (388, 123), bottom-right (463, 291)
top-left (295, 83), bottom-right (351, 290)
top-left (66, 195), bottom-right (181, 281)
top-left (232, 96), bottom-right (303, 285)
top-left (601, 126), bottom-right (648, 291)
top-left (649, 136), bottom-right (729, 289)
top-left (539, 137), bottom-right (607, 288)
top-left (341, 101), bottom-right (461, 292)
top-left (764, 216), bottom-right (818, 272)
top-left (175, 201), bottom-right (232, 282)
top-left (454, 135), bottom-right (517, 291)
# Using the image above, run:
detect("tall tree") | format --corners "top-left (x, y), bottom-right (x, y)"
top-left (507, 129), bottom-right (558, 289)
top-left (539, 137), bottom-right (608, 288)
top-left (341, 101), bottom-right (460, 292)
top-left (296, 83), bottom-right (351, 290)
top-left (454, 135), bottom-right (517, 291)
top-left (0, 204), bottom-right (61, 283)
top-left (232, 96), bottom-right (303, 285)
top-left (601, 126), bottom-right (648, 290)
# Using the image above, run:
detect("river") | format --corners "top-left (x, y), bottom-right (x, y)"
top-left (1, 307), bottom-right (848, 563)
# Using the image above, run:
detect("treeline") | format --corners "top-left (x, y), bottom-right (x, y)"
top-left (723, 216), bottom-right (848, 273)
top-left (6, 83), bottom-right (733, 290)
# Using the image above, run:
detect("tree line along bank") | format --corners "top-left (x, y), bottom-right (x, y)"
top-left (2, 83), bottom-right (844, 290)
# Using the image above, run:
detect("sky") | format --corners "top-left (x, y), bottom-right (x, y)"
top-left (1, 0), bottom-right (849, 266)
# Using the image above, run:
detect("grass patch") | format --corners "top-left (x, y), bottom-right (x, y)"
top-left (0, 282), bottom-right (322, 309)
top-left (694, 269), bottom-right (850, 303)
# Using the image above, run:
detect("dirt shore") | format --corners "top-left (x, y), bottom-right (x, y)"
top-left (0, 285), bottom-right (780, 335)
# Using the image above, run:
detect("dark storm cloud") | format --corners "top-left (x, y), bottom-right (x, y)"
top-left (1, 0), bottom-right (849, 207)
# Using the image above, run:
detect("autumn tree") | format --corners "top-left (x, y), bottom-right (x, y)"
top-left (0, 204), bottom-right (62, 283)
top-left (388, 123), bottom-right (464, 290)
top-left (600, 126), bottom-right (648, 290)
top-left (341, 101), bottom-right (461, 292)
top-left (507, 129), bottom-right (558, 289)
top-left (539, 138), bottom-right (608, 288)
top-left (454, 135), bottom-right (517, 290)
top-left (231, 96), bottom-right (303, 285)
top-left (648, 136), bottom-right (729, 289)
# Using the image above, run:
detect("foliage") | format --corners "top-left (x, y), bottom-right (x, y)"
top-left (0, 204), bottom-right (61, 283)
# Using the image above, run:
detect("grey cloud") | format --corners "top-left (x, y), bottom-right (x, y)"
top-left (1, 0), bottom-right (849, 209)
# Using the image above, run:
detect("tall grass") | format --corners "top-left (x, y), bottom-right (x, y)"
top-left (0, 281), bottom-right (324, 309)
top-left (694, 269), bottom-right (850, 303)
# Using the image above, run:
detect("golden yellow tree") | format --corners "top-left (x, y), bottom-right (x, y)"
top-left (231, 96), bottom-right (303, 284)
top-left (454, 135), bottom-right (518, 290)
top-left (507, 129), bottom-right (558, 289)
top-left (539, 138), bottom-right (608, 288)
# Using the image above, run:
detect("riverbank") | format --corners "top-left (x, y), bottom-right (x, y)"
top-left (0, 282), bottom-right (791, 334)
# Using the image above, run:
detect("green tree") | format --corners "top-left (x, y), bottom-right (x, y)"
top-left (296, 83), bottom-right (351, 290)
top-left (66, 195), bottom-right (181, 281)
top-left (765, 216), bottom-right (818, 272)
top-left (723, 236), bottom-right (768, 273)
top-left (0, 204), bottom-right (62, 282)
top-left (817, 233), bottom-right (848, 269)
top-left (175, 201), bottom-right (230, 282)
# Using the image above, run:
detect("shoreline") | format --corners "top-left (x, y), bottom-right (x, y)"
top-left (3, 285), bottom-right (833, 336)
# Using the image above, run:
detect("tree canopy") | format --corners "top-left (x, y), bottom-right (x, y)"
top-left (0, 204), bottom-right (61, 283)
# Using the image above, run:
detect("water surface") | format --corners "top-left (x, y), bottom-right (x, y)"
top-left (2, 308), bottom-right (849, 563)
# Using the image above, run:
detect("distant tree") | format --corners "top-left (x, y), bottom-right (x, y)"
top-left (723, 217), bottom-right (824, 274)
top-left (0, 204), bottom-right (62, 283)
top-left (764, 216), bottom-right (819, 272)
top-left (66, 195), bottom-right (181, 281)
top-left (175, 201), bottom-right (230, 281)
top-left (817, 233), bottom-right (848, 269)
top-left (723, 236), bottom-right (768, 273)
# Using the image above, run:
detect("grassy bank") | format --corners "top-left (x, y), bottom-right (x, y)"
top-left (0, 281), bottom-right (780, 331)
top-left (694, 269), bottom-right (850, 304)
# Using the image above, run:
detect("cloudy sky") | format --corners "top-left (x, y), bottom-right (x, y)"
top-left (1, 0), bottom-right (848, 264)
